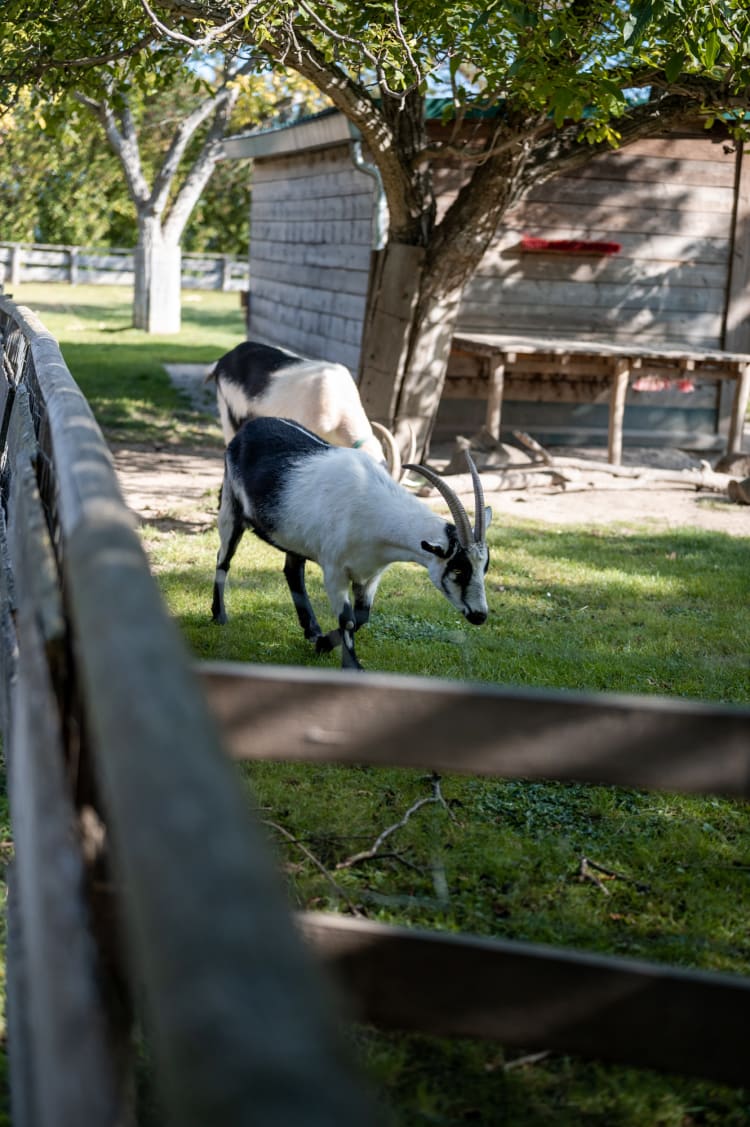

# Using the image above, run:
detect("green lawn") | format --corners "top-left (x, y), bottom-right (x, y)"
top-left (10, 282), bottom-right (242, 445)
top-left (5, 282), bottom-right (750, 1126)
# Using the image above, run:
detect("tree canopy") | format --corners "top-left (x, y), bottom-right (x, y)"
top-left (4, 0), bottom-right (750, 436)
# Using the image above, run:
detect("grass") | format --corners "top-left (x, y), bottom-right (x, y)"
top-left (10, 282), bottom-right (242, 446)
top-left (6, 282), bottom-right (750, 1125)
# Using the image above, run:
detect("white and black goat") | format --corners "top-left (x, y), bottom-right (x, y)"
top-left (207, 340), bottom-right (406, 478)
top-left (211, 417), bottom-right (492, 670)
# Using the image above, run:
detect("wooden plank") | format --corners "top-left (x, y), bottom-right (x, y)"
top-left (250, 238), bottom-right (372, 272)
top-left (460, 279), bottom-right (727, 315)
top-left (7, 605), bottom-right (125, 1127)
top-left (507, 202), bottom-right (733, 237)
top-left (248, 275), bottom-right (368, 321)
top-left (727, 362), bottom-right (750, 451)
top-left (574, 152), bottom-right (737, 188)
top-left (251, 217), bottom-right (374, 246)
top-left (526, 177), bottom-right (736, 214)
top-left (474, 253), bottom-right (729, 290)
top-left (252, 194), bottom-right (374, 221)
top-left (485, 354), bottom-right (506, 439)
top-left (485, 227), bottom-right (731, 266)
top-left (0, 502), bottom-right (17, 749)
top-left (198, 663), bottom-right (750, 798)
top-left (358, 244), bottom-right (425, 420)
top-left (300, 913), bottom-right (750, 1089)
top-left (5, 871), bottom-right (35, 1127)
top-left (613, 136), bottom-right (735, 160)
top-left (248, 314), bottom-right (362, 373)
top-left (457, 304), bottom-right (723, 345)
top-left (724, 141), bottom-right (750, 352)
top-left (19, 313), bottom-right (379, 1127)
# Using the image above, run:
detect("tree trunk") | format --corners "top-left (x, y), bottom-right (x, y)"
top-left (133, 215), bottom-right (181, 334)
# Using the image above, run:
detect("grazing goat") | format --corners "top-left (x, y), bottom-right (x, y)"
top-left (211, 417), bottom-right (491, 670)
top-left (207, 340), bottom-right (405, 477)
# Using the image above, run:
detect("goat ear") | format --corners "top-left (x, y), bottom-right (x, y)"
top-left (484, 506), bottom-right (493, 529)
top-left (421, 539), bottom-right (449, 559)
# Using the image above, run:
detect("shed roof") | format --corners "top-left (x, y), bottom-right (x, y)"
top-left (222, 106), bottom-right (359, 160)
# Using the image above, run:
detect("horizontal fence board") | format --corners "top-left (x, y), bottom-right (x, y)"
top-left (300, 913), bottom-right (750, 1088)
top-left (198, 663), bottom-right (750, 797)
top-left (0, 243), bottom-right (247, 291)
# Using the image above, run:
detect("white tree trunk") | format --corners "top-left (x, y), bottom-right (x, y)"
top-left (133, 216), bottom-right (181, 334)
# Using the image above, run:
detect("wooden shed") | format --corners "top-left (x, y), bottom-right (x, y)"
top-left (222, 109), bottom-right (750, 451)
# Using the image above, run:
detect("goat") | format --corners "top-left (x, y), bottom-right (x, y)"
top-left (206, 340), bottom-right (406, 478)
top-left (211, 416), bottom-right (491, 670)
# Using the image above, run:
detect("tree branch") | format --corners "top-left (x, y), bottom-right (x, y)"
top-left (73, 92), bottom-right (152, 207)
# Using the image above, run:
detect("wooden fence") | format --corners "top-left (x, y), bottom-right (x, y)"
top-left (0, 241), bottom-right (249, 291)
top-left (1, 292), bottom-right (749, 1121)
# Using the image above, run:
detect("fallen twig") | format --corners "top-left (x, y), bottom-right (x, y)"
top-left (576, 855), bottom-right (650, 895)
top-left (264, 818), bottom-right (366, 916)
top-left (336, 773), bottom-right (454, 871)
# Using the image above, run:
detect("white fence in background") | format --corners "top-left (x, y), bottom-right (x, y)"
top-left (0, 241), bottom-right (249, 291)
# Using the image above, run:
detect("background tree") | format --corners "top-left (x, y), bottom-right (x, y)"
top-left (3, 1), bottom-right (750, 438)
top-left (1, 9), bottom-right (326, 332)
top-left (74, 57), bottom-right (253, 332)
top-left (144, 0), bottom-right (750, 452)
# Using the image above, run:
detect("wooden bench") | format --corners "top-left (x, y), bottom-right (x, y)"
top-left (450, 333), bottom-right (750, 464)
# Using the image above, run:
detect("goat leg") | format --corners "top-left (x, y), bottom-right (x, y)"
top-left (338, 600), bottom-right (363, 670)
top-left (212, 483), bottom-right (245, 623)
top-left (283, 552), bottom-right (324, 641)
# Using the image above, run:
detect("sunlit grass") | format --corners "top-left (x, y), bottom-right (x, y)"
top-left (10, 282), bottom-right (750, 1127)
top-left (11, 282), bottom-right (242, 445)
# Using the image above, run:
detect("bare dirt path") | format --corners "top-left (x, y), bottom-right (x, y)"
top-left (111, 440), bottom-right (750, 538)
top-left (111, 361), bottom-right (748, 537)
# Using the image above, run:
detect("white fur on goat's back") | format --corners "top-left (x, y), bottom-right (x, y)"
top-left (247, 447), bottom-right (448, 577)
top-left (219, 357), bottom-right (379, 451)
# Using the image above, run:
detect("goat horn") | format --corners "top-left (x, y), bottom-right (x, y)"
top-left (466, 451), bottom-right (487, 543)
top-left (402, 421), bottom-right (417, 468)
top-left (371, 420), bottom-right (402, 481)
top-left (403, 461), bottom-right (474, 548)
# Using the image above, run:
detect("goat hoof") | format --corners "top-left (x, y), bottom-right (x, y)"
top-left (315, 635), bottom-right (336, 654)
top-left (212, 612), bottom-right (228, 625)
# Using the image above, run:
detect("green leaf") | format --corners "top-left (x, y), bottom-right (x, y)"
top-left (664, 50), bottom-right (685, 83)
top-left (704, 30), bottom-right (720, 69)
top-left (623, 1), bottom-right (655, 47)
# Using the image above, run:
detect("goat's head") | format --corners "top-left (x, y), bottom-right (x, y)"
top-left (405, 453), bottom-right (492, 625)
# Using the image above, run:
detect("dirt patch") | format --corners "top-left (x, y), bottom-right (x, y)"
top-left (137, 361), bottom-right (747, 537)
top-left (111, 439), bottom-right (750, 538)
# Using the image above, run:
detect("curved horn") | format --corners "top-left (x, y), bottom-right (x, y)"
top-left (465, 451), bottom-right (487, 543)
top-left (402, 421), bottom-right (417, 468)
top-left (371, 420), bottom-right (402, 481)
top-left (403, 462), bottom-right (474, 548)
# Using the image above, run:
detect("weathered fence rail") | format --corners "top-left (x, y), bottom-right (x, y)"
top-left (0, 241), bottom-right (249, 291)
top-left (1, 293), bottom-right (749, 1119)
top-left (0, 296), bottom-right (377, 1127)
